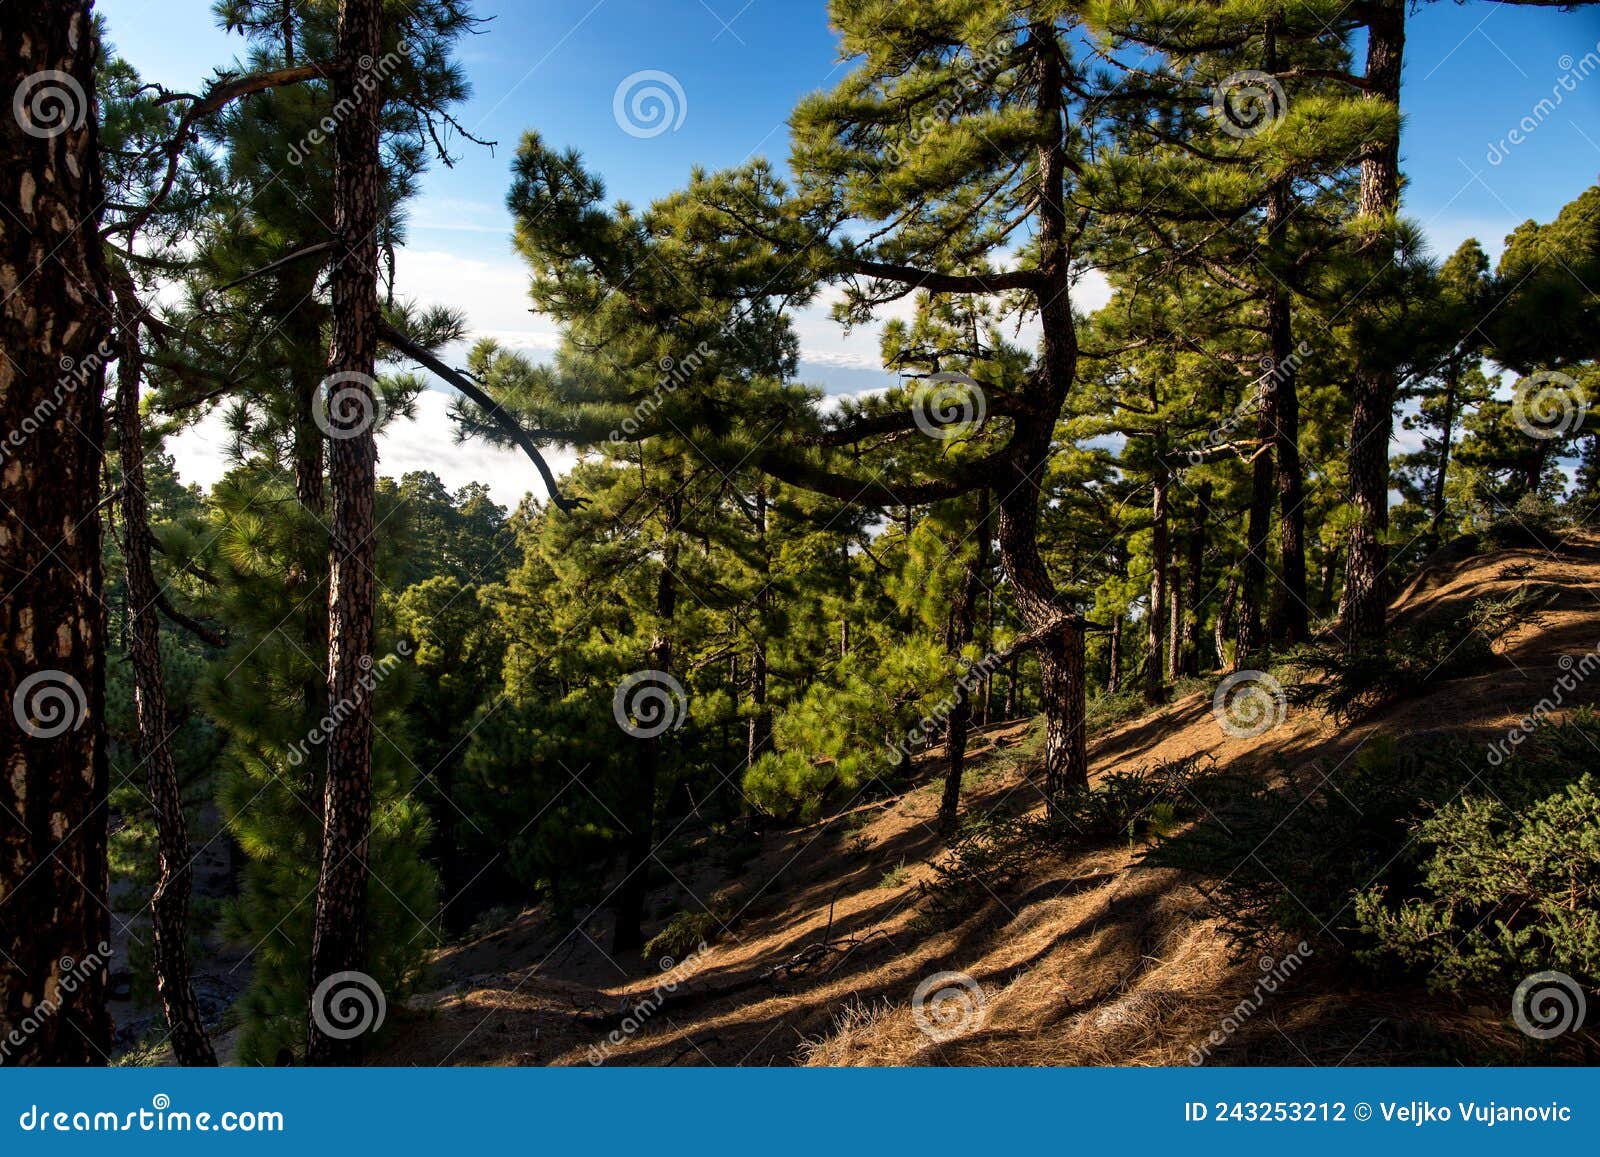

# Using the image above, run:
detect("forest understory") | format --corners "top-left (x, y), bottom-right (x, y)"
top-left (123, 533), bottom-right (1597, 1068)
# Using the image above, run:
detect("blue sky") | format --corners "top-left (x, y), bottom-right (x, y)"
top-left (98, 0), bottom-right (1600, 504)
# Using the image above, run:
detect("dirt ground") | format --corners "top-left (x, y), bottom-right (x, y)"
top-left (363, 533), bottom-right (1600, 1067)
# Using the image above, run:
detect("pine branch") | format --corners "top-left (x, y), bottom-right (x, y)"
top-left (377, 320), bottom-right (587, 513)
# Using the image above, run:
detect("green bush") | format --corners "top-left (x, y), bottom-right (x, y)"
top-left (1151, 713), bottom-right (1600, 997)
top-left (642, 909), bottom-right (721, 963)
top-left (1356, 781), bottom-right (1600, 991)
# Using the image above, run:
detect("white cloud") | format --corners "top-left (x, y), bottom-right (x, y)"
top-left (381, 388), bottom-right (577, 510)
top-left (393, 248), bottom-right (552, 352)
top-left (166, 388), bottom-right (574, 513)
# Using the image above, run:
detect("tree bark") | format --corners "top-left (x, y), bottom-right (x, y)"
top-left (1167, 565), bottom-right (1182, 681)
top-left (614, 494), bottom-right (680, 954)
top-left (940, 492), bottom-right (990, 830)
top-left (1, 0), bottom-right (114, 1065)
top-left (307, 0), bottom-right (384, 1065)
top-left (1236, 371), bottom-right (1276, 661)
top-left (1265, 228), bottom-right (1308, 645)
top-left (1342, 0), bottom-right (1405, 647)
top-left (1145, 451), bottom-right (1169, 705)
top-left (745, 486), bottom-right (772, 770)
top-left (990, 24), bottom-right (1088, 803)
top-left (1106, 614), bottom-right (1123, 693)
top-left (113, 282), bottom-right (217, 1066)
top-left (1427, 368), bottom-right (1460, 546)
top-left (1215, 574), bottom-right (1239, 672)
top-left (1180, 481), bottom-right (1211, 675)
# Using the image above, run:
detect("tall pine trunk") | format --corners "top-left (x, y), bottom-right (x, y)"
top-left (1167, 566), bottom-right (1182, 682)
top-left (1427, 368), bottom-right (1461, 545)
top-left (1180, 481), bottom-right (1211, 675)
top-left (1236, 372), bottom-right (1276, 661)
top-left (113, 282), bottom-right (217, 1066)
top-left (745, 486), bottom-right (772, 769)
top-left (1265, 236), bottom-right (1308, 644)
top-left (939, 492), bottom-right (990, 830)
top-left (1145, 451), bottom-right (1169, 705)
top-left (307, 0), bottom-right (384, 1065)
top-left (614, 496), bottom-right (680, 954)
top-left (991, 24), bottom-right (1088, 804)
top-left (1342, 0), bottom-right (1405, 646)
top-left (1, 0), bottom-right (113, 1064)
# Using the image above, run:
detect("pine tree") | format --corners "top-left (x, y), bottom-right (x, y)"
top-left (1, 0), bottom-right (114, 1065)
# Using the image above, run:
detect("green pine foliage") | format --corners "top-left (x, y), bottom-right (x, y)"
top-left (205, 468), bottom-right (437, 1064)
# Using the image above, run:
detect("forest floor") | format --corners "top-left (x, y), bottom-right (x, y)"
top-left (369, 532), bottom-right (1600, 1066)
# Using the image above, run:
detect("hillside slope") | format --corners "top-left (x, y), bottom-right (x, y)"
top-left (377, 533), bottom-right (1600, 1066)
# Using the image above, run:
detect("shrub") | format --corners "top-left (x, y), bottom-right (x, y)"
top-left (1356, 780), bottom-right (1600, 991)
top-left (642, 909), bottom-right (722, 963)
top-left (1151, 713), bottom-right (1600, 997)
